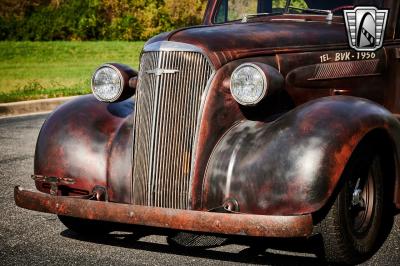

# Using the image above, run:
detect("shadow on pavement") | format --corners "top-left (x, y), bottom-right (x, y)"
top-left (61, 229), bottom-right (326, 266)
top-left (57, 212), bottom-right (400, 265)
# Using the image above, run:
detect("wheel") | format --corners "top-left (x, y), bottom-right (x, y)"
top-left (315, 142), bottom-right (389, 264)
top-left (58, 215), bottom-right (112, 236)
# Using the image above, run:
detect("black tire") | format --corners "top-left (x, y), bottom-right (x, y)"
top-left (58, 215), bottom-right (112, 236)
top-left (315, 142), bottom-right (389, 265)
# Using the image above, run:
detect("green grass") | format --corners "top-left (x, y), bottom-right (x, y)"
top-left (0, 41), bottom-right (144, 103)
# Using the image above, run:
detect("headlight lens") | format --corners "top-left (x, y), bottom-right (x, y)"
top-left (230, 63), bottom-right (267, 106)
top-left (91, 65), bottom-right (123, 102)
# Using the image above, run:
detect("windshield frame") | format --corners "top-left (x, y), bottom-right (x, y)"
top-left (211, 0), bottom-right (354, 24)
top-left (202, 0), bottom-right (396, 41)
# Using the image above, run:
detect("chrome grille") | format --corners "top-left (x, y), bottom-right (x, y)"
top-left (132, 46), bottom-right (213, 209)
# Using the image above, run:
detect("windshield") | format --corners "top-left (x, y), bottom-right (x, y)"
top-left (214, 0), bottom-right (384, 23)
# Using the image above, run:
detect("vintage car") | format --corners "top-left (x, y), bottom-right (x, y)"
top-left (14, 0), bottom-right (400, 264)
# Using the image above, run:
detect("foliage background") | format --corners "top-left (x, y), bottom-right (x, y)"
top-left (0, 0), bottom-right (208, 41)
top-left (0, 0), bottom-right (309, 41)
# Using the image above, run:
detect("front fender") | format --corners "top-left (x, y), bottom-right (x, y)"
top-left (34, 95), bottom-right (134, 203)
top-left (202, 96), bottom-right (400, 215)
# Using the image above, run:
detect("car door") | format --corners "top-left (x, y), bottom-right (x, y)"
top-left (384, 6), bottom-right (400, 114)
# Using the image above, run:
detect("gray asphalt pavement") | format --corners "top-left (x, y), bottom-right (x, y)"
top-left (0, 113), bottom-right (399, 265)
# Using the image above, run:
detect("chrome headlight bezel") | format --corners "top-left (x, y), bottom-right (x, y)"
top-left (230, 63), bottom-right (268, 106)
top-left (91, 64), bottom-right (125, 103)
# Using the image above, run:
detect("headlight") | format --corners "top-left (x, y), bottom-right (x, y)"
top-left (230, 63), bottom-right (267, 106)
top-left (91, 63), bottom-right (137, 103)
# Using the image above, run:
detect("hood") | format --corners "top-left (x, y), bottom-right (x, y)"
top-left (147, 19), bottom-right (348, 68)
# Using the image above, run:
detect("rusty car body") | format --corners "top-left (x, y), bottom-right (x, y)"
top-left (15, 0), bottom-right (400, 264)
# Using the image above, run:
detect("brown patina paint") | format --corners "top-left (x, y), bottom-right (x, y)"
top-left (18, 0), bottom-right (400, 236)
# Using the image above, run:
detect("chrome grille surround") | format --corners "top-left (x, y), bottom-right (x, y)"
top-left (132, 41), bottom-right (215, 209)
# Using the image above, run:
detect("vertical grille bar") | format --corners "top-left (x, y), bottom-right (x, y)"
top-left (132, 49), bottom-right (213, 209)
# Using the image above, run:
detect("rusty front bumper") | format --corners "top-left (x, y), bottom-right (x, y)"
top-left (14, 186), bottom-right (313, 238)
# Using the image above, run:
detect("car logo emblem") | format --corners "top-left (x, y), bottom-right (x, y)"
top-left (146, 68), bottom-right (180, 76)
top-left (344, 6), bottom-right (388, 52)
